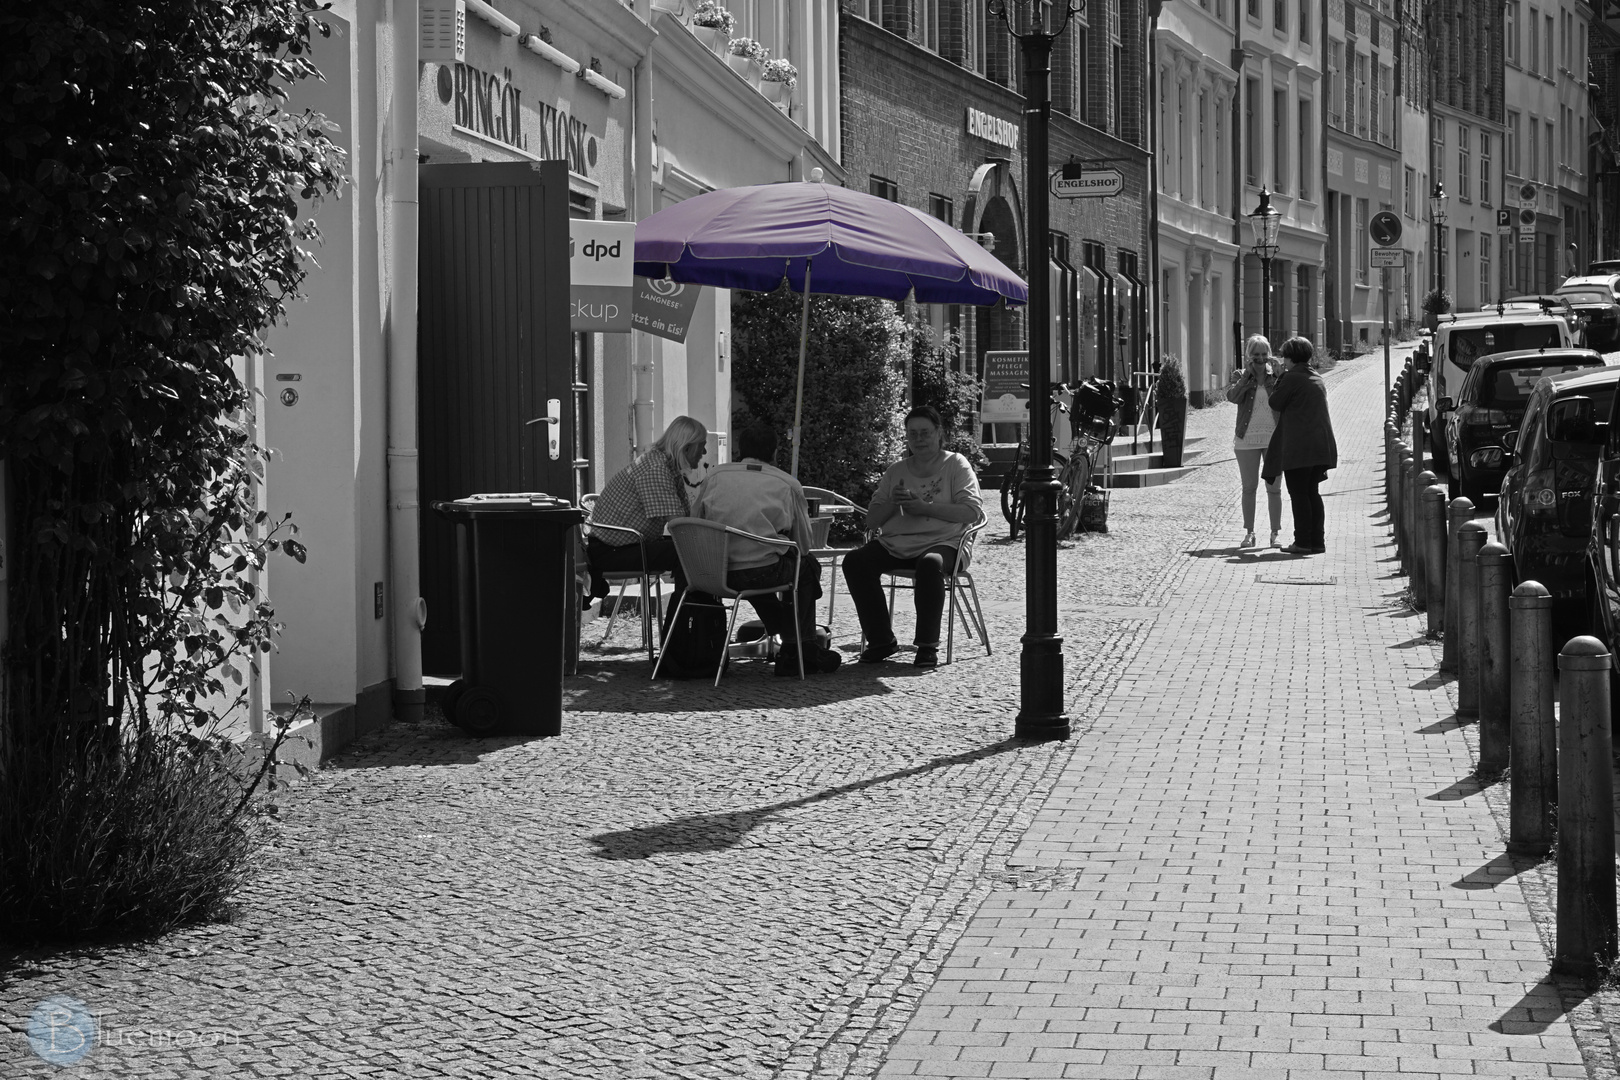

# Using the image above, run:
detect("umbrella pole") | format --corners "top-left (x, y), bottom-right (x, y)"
top-left (791, 260), bottom-right (812, 478)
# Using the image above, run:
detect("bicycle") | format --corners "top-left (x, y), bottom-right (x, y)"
top-left (1001, 379), bottom-right (1121, 540)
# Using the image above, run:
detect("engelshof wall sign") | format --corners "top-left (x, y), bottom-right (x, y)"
top-left (965, 107), bottom-right (1019, 151)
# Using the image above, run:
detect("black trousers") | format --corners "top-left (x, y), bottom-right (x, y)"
top-left (727, 553), bottom-right (823, 644)
top-left (1284, 468), bottom-right (1326, 549)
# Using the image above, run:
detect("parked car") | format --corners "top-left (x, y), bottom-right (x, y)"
top-left (1440, 348), bottom-right (1607, 503)
top-left (1555, 275), bottom-right (1620, 352)
top-left (1501, 366), bottom-right (1620, 640)
top-left (1588, 259), bottom-right (1620, 276)
top-left (1423, 311), bottom-right (1576, 474)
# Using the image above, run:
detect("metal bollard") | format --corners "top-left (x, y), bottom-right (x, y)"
top-left (1423, 485), bottom-right (1448, 634)
top-left (1477, 541), bottom-right (1511, 772)
top-left (1456, 521), bottom-right (1486, 718)
top-left (1442, 498), bottom-right (1474, 673)
top-left (1413, 469), bottom-right (1437, 603)
top-left (1554, 636), bottom-right (1618, 981)
top-left (1398, 449), bottom-right (1415, 568)
top-left (1384, 423), bottom-right (1398, 525)
top-left (1410, 405), bottom-right (1427, 471)
top-left (1508, 582), bottom-right (1556, 857)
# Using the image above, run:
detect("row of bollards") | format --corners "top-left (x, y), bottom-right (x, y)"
top-left (1386, 352), bottom-right (1617, 982)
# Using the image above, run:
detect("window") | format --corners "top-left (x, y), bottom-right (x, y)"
top-left (1298, 103), bottom-right (1311, 200)
top-left (869, 175), bottom-right (898, 202)
top-left (1328, 40), bottom-right (1343, 128)
top-left (1562, 9), bottom-right (1570, 70)
top-left (1458, 124), bottom-right (1471, 202)
top-left (1546, 14), bottom-right (1554, 78)
top-left (919, 0), bottom-right (939, 52)
top-left (1074, 23), bottom-right (1090, 122)
top-left (1113, 43), bottom-right (1123, 136)
top-left (1198, 89), bottom-right (1209, 206)
top-left (1507, 112), bottom-right (1520, 176)
top-left (1480, 133), bottom-right (1491, 205)
top-left (928, 192), bottom-right (953, 226)
top-left (1246, 77), bottom-right (1260, 183)
top-left (1299, 0), bottom-right (1310, 42)
top-left (1433, 120), bottom-right (1445, 190)
top-left (1356, 198), bottom-right (1370, 284)
top-left (1405, 166), bottom-right (1416, 217)
top-left (1274, 0), bottom-right (1286, 33)
top-left (1529, 117), bottom-right (1539, 182)
top-left (1355, 51), bottom-right (1369, 139)
top-left (1529, 7), bottom-right (1539, 75)
top-left (1377, 63), bottom-right (1391, 144)
top-left (1546, 119), bottom-right (1555, 185)
top-left (1157, 70), bottom-right (1167, 184)
top-left (1506, 1), bottom-right (1519, 66)
top-left (1481, 241), bottom-right (1491, 302)
top-left (1273, 88), bottom-right (1287, 191)
top-left (1248, 0), bottom-right (1258, 18)
top-left (1179, 79), bottom-right (1190, 196)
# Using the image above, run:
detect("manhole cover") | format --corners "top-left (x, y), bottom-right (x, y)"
top-left (1255, 573), bottom-right (1339, 585)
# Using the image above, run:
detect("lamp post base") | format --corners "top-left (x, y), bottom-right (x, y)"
top-left (1014, 637), bottom-right (1071, 740)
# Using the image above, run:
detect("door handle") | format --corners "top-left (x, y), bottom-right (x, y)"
top-left (525, 399), bottom-right (563, 460)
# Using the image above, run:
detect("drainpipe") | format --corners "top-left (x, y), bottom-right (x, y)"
top-left (1231, 44), bottom-right (1245, 366)
top-left (1147, 2), bottom-right (1163, 378)
top-left (388, 0), bottom-right (426, 724)
top-left (632, 0), bottom-right (656, 454)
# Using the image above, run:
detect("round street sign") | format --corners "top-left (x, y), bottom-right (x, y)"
top-left (1519, 182), bottom-right (1538, 206)
top-left (1369, 211), bottom-right (1402, 247)
top-left (1519, 207), bottom-right (1537, 226)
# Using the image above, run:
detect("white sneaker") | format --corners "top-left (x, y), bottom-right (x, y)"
top-left (1269, 530), bottom-right (1281, 548)
top-left (1240, 531), bottom-right (1257, 548)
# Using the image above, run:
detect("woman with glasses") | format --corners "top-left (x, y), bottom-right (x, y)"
top-left (842, 406), bottom-right (983, 669)
top-left (1227, 334), bottom-right (1285, 548)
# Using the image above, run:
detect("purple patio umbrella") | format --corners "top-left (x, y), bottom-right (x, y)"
top-left (634, 181), bottom-right (1027, 475)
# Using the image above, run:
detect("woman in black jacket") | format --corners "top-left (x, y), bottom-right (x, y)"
top-left (1262, 337), bottom-right (1338, 555)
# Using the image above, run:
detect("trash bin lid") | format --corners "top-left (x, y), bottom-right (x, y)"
top-left (432, 494), bottom-right (583, 519)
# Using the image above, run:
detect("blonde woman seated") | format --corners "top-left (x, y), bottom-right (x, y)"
top-left (1226, 334), bottom-right (1285, 548)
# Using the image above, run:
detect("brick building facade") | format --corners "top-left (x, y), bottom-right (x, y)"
top-left (838, 2), bottom-right (1154, 440)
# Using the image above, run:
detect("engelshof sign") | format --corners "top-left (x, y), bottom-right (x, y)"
top-left (965, 107), bottom-right (1019, 151)
top-left (1051, 169), bottom-right (1123, 199)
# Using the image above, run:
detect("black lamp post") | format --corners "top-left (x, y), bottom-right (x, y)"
top-left (1430, 181), bottom-right (1448, 294)
top-left (989, 0), bottom-right (1084, 742)
top-left (1249, 187), bottom-right (1280, 340)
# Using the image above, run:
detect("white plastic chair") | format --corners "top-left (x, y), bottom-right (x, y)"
top-left (653, 517), bottom-right (805, 685)
top-left (882, 507), bottom-right (992, 664)
top-left (581, 494), bottom-right (667, 661)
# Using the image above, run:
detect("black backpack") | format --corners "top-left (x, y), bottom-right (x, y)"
top-left (657, 593), bottom-right (730, 679)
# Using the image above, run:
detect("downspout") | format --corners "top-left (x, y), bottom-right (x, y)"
top-left (631, 0), bottom-right (656, 455)
top-left (1147, 3), bottom-right (1163, 378)
top-left (1231, 43), bottom-right (1246, 367)
top-left (388, 0), bottom-right (426, 724)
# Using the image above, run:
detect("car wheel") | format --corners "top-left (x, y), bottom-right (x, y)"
top-left (1586, 579), bottom-right (1620, 732)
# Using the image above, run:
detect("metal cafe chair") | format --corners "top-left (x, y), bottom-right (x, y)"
top-left (654, 517), bottom-right (805, 686)
top-left (581, 493), bottom-right (667, 662)
top-left (881, 507), bottom-right (992, 665)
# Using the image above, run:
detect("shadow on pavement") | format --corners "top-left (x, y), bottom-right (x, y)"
top-left (564, 659), bottom-right (904, 714)
top-left (1426, 770), bottom-right (1503, 801)
top-left (1415, 713), bottom-right (1470, 734)
top-left (587, 738), bottom-right (1029, 860)
top-left (1388, 635), bottom-right (1432, 649)
top-left (1492, 971), bottom-right (1595, 1035)
top-left (1452, 851), bottom-right (1526, 890)
top-left (1411, 671), bottom-right (1455, 691)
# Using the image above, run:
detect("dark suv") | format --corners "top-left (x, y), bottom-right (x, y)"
top-left (1437, 348), bottom-right (1606, 503)
top-left (1556, 275), bottom-right (1620, 352)
top-left (1501, 367), bottom-right (1620, 637)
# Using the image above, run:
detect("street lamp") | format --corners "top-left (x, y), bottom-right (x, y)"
top-left (988, 0), bottom-right (1084, 742)
top-left (1430, 181), bottom-right (1448, 294)
top-left (1248, 187), bottom-right (1281, 340)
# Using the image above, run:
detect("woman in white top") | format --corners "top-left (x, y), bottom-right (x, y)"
top-left (1225, 334), bottom-right (1285, 548)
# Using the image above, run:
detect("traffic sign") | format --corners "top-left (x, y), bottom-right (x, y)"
top-left (1496, 209), bottom-right (1512, 235)
top-left (1369, 210), bottom-right (1402, 246)
top-left (1371, 247), bottom-right (1404, 267)
top-left (1519, 182), bottom-right (1538, 208)
top-left (1051, 169), bottom-right (1123, 198)
top-left (1519, 207), bottom-right (1537, 227)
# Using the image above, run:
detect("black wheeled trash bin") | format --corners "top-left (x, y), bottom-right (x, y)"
top-left (432, 494), bottom-right (584, 736)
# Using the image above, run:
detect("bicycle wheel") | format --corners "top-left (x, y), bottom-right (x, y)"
top-left (1001, 445), bottom-right (1027, 539)
top-left (1058, 452), bottom-right (1090, 539)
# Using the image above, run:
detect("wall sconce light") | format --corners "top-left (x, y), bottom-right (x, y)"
top-left (965, 231), bottom-right (998, 249)
top-left (580, 58), bottom-right (626, 99)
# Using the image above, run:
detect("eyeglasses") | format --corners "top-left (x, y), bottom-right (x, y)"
top-left (905, 428), bottom-right (936, 438)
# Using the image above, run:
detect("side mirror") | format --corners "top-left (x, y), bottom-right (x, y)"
top-left (1435, 396), bottom-right (1455, 413)
top-left (1547, 396), bottom-right (1600, 443)
top-left (1501, 430), bottom-right (1519, 456)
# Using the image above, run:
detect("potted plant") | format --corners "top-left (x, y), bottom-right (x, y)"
top-left (1155, 353), bottom-right (1189, 468)
top-left (1420, 287), bottom-right (1451, 332)
top-left (689, 1), bottom-right (734, 51)
top-left (759, 58), bottom-right (797, 105)
top-left (726, 36), bottom-right (769, 80)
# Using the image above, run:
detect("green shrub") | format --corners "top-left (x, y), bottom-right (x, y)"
top-left (730, 285), bottom-right (906, 507)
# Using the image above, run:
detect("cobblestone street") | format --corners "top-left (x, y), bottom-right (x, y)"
top-left (7, 347), bottom-right (1619, 1079)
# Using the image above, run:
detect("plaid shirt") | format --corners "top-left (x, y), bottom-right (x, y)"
top-left (589, 449), bottom-right (689, 546)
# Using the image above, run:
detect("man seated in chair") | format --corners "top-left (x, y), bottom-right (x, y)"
top-left (691, 421), bottom-right (843, 677)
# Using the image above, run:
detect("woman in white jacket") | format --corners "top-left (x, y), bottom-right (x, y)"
top-left (1226, 334), bottom-right (1285, 548)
